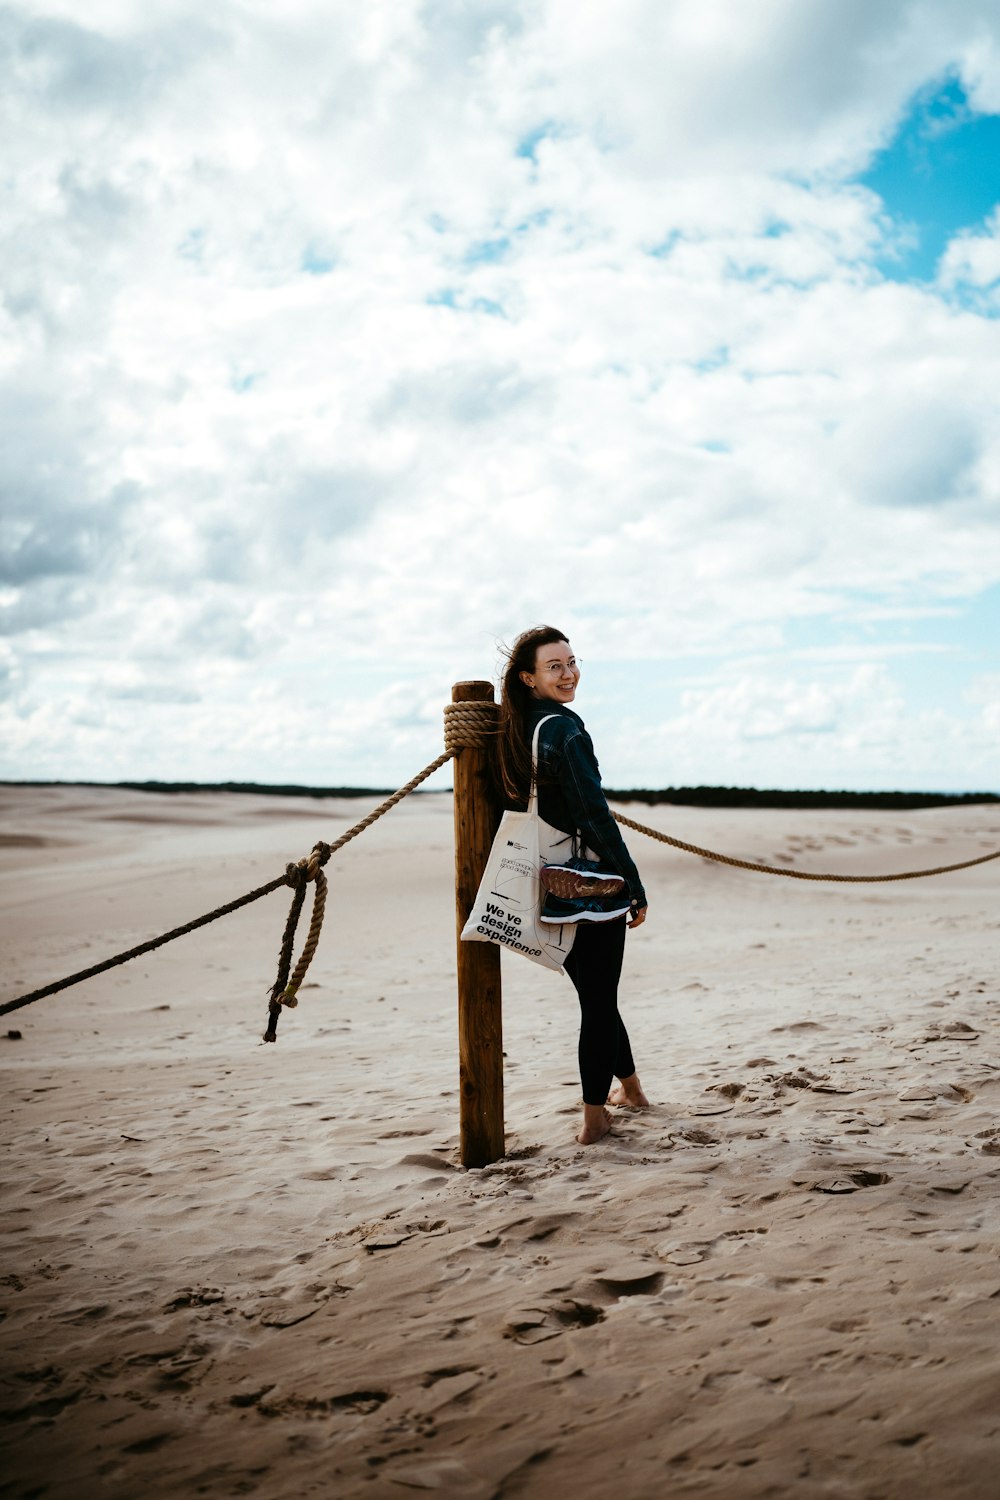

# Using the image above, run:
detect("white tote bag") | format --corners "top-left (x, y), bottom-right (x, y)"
top-left (460, 716), bottom-right (577, 971)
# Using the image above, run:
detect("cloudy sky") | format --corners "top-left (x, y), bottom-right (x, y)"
top-left (2, 0), bottom-right (999, 792)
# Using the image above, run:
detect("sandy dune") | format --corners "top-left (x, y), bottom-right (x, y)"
top-left (2, 784), bottom-right (999, 1498)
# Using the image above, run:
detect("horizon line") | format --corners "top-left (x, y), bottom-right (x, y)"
top-left (2, 779), bottom-right (997, 810)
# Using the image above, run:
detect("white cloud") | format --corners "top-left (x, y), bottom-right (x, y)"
top-left (1, 0), bottom-right (999, 788)
top-left (939, 206), bottom-right (1000, 293)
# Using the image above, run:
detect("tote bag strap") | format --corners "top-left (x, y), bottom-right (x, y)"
top-left (526, 714), bottom-right (559, 816)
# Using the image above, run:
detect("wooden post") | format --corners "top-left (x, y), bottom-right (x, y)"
top-left (452, 680), bottom-right (504, 1167)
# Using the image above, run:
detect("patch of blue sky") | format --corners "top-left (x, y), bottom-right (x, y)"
top-left (462, 236), bottom-right (511, 266)
top-left (177, 226), bottom-right (206, 263)
top-left (577, 656), bottom-right (685, 723)
top-left (858, 76), bottom-right (1000, 284)
top-left (724, 259), bottom-right (825, 293)
top-left (779, 584), bottom-right (1000, 712)
top-left (648, 230), bottom-right (683, 259)
top-left (301, 246), bottom-right (336, 275)
top-left (426, 287), bottom-right (506, 317)
top-left (904, 581), bottom-right (1000, 670)
top-left (515, 122), bottom-right (559, 162)
top-left (940, 278), bottom-right (1000, 318)
top-left (469, 297), bottom-right (506, 317)
top-left (514, 209), bottom-right (552, 234)
top-left (692, 346), bottom-right (729, 372)
top-left (229, 369), bottom-right (260, 393)
top-left (578, 595), bottom-right (998, 789)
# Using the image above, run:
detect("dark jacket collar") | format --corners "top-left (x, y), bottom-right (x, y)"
top-left (527, 700), bottom-right (582, 725)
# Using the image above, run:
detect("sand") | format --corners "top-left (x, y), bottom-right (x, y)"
top-left (1, 783), bottom-right (999, 1499)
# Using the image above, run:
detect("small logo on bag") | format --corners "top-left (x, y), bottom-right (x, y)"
top-left (506, 840), bottom-right (528, 850)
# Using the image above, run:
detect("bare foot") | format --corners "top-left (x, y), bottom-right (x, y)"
top-left (608, 1073), bottom-right (651, 1109)
top-left (576, 1105), bottom-right (613, 1145)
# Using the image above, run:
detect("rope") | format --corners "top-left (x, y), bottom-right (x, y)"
top-left (271, 863), bottom-right (309, 1000)
top-left (263, 860), bottom-right (309, 1043)
top-left (444, 699), bottom-right (498, 751)
top-left (260, 714), bottom-right (495, 1038)
top-left (0, 874), bottom-right (293, 1018)
top-left (1, 750), bottom-right (455, 1019)
top-left (612, 810), bottom-right (1000, 882)
top-left (263, 845), bottom-right (328, 1043)
top-left (286, 863), bottom-right (327, 999)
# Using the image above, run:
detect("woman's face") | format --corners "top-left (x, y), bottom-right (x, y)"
top-left (521, 639), bottom-right (580, 704)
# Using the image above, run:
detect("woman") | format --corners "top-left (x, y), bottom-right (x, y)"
top-left (496, 625), bottom-right (650, 1145)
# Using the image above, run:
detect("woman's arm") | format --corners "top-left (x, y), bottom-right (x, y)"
top-left (557, 728), bottom-right (647, 909)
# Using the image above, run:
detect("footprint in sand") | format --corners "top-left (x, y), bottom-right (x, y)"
top-left (812, 1170), bottom-right (891, 1193)
top-left (672, 1127), bottom-right (720, 1147)
top-left (899, 1082), bottom-right (974, 1103)
top-left (504, 1298), bottom-right (605, 1344)
top-left (498, 1211), bottom-right (582, 1245)
top-left (121, 1431), bottom-right (179, 1455)
top-left (593, 1260), bottom-right (665, 1296)
top-left (554, 1299), bottom-right (606, 1326)
top-left (660, 1246), bottom-right (707, 1266)
top-left (362, 1230), bottom-right (413, 1253)
top-left (920, 1021), bottom-right (980, 1043)
top-left (399, 1151), bottom-right (459, 1172)
top-left (260, 1388), bottom-right (390, 1416)
top-left (164, 1287), bottom-right (224, 1311)
top-left (708, 1082), bottom-right (745, 1099)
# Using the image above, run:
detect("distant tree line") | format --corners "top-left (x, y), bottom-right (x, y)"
top-left (0, 779), bottom-right (395, 798)
top-left (3, 780), bottom-right (997, 810)
top-left (117, 780), bottom-right (399, 798)
top-left (604, 787), bottom-right (1000, 811)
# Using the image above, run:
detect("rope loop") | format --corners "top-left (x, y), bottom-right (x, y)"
top-left (259, 761), bottom-right (454, 1041)
top-left (444, 699), bottom-right (497, 753)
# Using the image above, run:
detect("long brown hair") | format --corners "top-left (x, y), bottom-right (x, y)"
top-left (495, 625), bottom-right (570, 803)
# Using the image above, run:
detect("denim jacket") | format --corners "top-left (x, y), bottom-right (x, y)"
top-left (525, 701), bottom-right (647, 908)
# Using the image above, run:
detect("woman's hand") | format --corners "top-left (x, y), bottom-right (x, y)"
top-left (627, 903), bottom-right (647, 928)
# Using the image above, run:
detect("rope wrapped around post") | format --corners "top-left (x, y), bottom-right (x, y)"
top-left (443, 698), bottom-right (498, 753)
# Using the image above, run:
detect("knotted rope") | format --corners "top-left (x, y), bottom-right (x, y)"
top-left (1, 748), bottom-right (455, 1022)
top-left (612, 810), bottom-right (1000, 882)
top-left (263, 704), bottom-right (496, 1038)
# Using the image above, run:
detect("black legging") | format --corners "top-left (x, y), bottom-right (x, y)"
top-left (563, 917), bottom-right (635, 1106)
